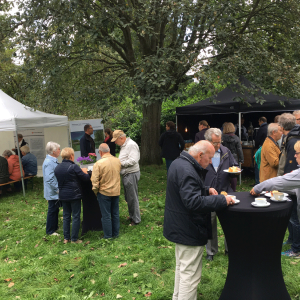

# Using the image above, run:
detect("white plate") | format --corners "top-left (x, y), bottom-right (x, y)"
top-left (233, 199), bottom-right (240, 204)
top-left (223, 169), bottom-right (242, 174)
top-left (251, 202), bottom-right (270, 208)
top-left (265, 192), bottom-right (288, 197)
top-left (270, 197), bottom-right (288, 202)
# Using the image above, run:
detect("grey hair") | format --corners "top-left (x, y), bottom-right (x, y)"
top-left (188, 143), bottom-right (208, 156)
top-left (278, 113), bottom-right (296, 131)
top-left (2, 150), bottom-right (13, 157)
top-left (99, 144), bottom-right (110, 153)
top-left (204, 128), bottom-right (222, 141)
top-left (45, 141), bottom-right (60, 155)
top-left (293, 110), bottom-right (300, 116)
top-left (268, 123), bottom-right (280, 136)
top-left (20, 145), bottom-right (30, 154)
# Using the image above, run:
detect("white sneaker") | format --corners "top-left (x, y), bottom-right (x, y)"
top-left (50, 232), bottom-right (60, 236)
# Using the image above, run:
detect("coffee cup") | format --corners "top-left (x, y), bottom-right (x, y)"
top-left (255, 197), bottom-right (267, 205)
top-left (88, 166), bottom-right (93, 171)
top-left (227, 195), bottom-right (236, 201)
top-left (273, 192), bottom-right (284, 201)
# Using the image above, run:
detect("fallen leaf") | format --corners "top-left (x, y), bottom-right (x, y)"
top-left (116, 295), bottom-right (123, 299)
top-left (85, 241), bottom-right (90, 245)
top-left (39, 257), bottom-right (43, 259)
top-left (91, 279), bottom-right (95, 284)
top-left (16, 241), bottom-right (20, 244)
top-left (291, 261), bottom-right (298, 265)
top-left (4, 278), bottom-right (12, 282)
top-left (133, 273), bottom-right (138, 278)
top-left (62, 250), bottom-right (68, 254)
top-left (70, 274), bottom-right (74, 279)
top-left (118, 262), bottom-right (127, 268)
top-left (128, 290), bottom-right (130, 293)
top-left (16, 297), bottom-right (20, 299)
top-left (34, 244), bottom-right (39, 248)
top-left (145, 292), bottom-right (152, 297)
top-left (101, 293), bottom-right (105, 296)
top-left (54, 278), bottom-right (59, 282)
top-left (138, 259), bottom-right (144, 263)
top-left (8, 282), bottom-right (14, 288)
top-left (115, 256), bottom-right (118, 258)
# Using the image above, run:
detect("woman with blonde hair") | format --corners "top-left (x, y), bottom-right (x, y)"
top-left (54, 147), bottom-right (90, 244)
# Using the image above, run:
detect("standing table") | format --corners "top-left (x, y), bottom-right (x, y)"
top-left (217, 191), bottom-right (292, 300)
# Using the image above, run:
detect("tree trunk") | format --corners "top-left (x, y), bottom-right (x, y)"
top-left (140, 102), bottom-right (163, 165)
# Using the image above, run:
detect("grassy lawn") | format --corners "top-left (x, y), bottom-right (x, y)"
top-left (0, 165), bottom-right (299, 299)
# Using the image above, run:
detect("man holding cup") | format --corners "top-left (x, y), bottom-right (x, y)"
top-left (163, 140), bottom-right (234, 300)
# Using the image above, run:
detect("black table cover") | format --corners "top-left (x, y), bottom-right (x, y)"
top-left (217, 191), bottom-right (292, 300)
top-left (81, 177), bottom-right (103, 235)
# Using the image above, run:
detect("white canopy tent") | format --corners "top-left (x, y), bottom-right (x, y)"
top-left (0, 90), bottom-right (69, 196)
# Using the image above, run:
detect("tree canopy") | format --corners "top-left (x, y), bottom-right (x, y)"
top-left (9, 0), bottom-right (300, 164)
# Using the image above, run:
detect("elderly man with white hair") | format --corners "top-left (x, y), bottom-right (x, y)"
top-left (91, 143), bottom-right (121, 239)
top-left (42, 141), bottom-right (61, 236)
top-left (164, 140), bottom-right (234, 300)
top-left (204, 128), bottom-right (239, 260)
top-left (112, 130), bottom-right (141, 226)
top-left (259, 123), bottom-right (282, 182)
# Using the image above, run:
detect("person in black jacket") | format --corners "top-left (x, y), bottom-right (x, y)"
top-left (254, 116), bottom-right (268, 149)
top-left (54, 147), bottom-right (90, 244)
top-left (80, 124), bottom-right (95, 157)
top-left (194, 120), bottom-right (210, 143)
top-left (0, 156), bottom-right (10, 195)
top-left (158, 121), bottom-right (185, 171)
top-left (12, 134), bottom-right (28, 157)
top-left (103, 128), bottom-right (116, 156)
top-left (163, 140), bottom-right (234, 299)
top-left (278, 113), bottom-right (300, 256)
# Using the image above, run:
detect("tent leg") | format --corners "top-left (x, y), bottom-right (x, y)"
top-left (238, 113), bottom-right (242, 186)
top-left (14, 131), bottom-right (26, 197)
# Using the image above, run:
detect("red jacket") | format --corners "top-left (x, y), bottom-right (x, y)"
top-left (7, 155), bottom-right (24, 181)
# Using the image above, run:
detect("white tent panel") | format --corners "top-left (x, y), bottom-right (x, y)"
top-left (0, 90), bottom-right (68, 131)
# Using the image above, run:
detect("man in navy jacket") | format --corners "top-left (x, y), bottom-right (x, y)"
top-left (204, 128), bottom-right (239, 260)
top-left (163, 140), bottom-right (234, 300)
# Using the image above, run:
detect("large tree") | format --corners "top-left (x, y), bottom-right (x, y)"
top-left (14, 0), bottom-right (300, 164)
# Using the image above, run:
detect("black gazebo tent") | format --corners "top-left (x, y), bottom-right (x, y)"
top-left (176, 77), bottom-right (300, 141)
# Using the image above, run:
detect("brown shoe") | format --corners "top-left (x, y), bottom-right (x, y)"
top-left (71, 240), bottom-right (83, 244)
top-left (63, 239), bottom-right (70, 244)
top-left (130, 221), bottom-right (139, 226)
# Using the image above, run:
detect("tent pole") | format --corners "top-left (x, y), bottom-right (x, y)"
top-left (238, 113), bottom-right (242, 185)
top-left (15, 130), bottom-right (25, 197)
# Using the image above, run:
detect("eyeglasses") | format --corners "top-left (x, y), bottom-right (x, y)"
top-left (295, 152), bottom-right (300, 155)
top-left (211, 142), bottom-right (221, 146)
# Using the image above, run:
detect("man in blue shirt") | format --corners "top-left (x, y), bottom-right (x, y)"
top-left (20, 145), bottom-right (38, 176)
top-left (204, 128), bottom-right (239, 260)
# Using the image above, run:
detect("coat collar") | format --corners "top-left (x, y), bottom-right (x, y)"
top-left (180, 151), bottom-right (208, 177)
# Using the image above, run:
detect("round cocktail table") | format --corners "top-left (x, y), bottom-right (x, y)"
top-left (217, 191), bottom-right (292, 300)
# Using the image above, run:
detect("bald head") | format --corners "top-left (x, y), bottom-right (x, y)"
top-left (99, 143), bottom-right (110, 155)
top-left (189, 140), bottom-right (215, 169)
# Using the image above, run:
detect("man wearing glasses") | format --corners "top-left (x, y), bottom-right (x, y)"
top-left (204, 128), bottom-right (239, 260)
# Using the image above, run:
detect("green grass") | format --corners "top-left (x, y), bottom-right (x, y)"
top-left (0, 166), bottom-right (299, 299)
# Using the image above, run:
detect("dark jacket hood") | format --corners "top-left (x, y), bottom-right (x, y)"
top-left (288, 125), bottom-right (300, 137)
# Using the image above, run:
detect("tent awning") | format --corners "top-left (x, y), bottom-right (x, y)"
top-left (176, 77), bottom-right (300, 115)
top-left (0, 90), bottom-right (68, 131)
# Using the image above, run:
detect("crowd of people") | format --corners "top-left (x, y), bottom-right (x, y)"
top-left (158, 111), bottom-right (300, 299)
top-left (0, 134), bottom-right (38, 194)
top-left (43, 128), bottom-right (141, 243)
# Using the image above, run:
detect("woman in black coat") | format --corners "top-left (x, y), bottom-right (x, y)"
top-left (54, 147), bottom-right (90, 244)
top-left (104, 128), bottom-right (116, 156)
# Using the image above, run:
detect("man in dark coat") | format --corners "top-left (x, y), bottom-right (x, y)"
top-left (255, 116), bottom-right (268, 149)
top-left (12, 134), bottom-right (28, 157)
top-left (163, 140), bottom-right (233, 300)
top-left (278, 113), bottom-right (300, 257)
top-left (80, 124), bottom-right (95, 157)
top-left (194, 120), bottom-right (209, 143)
top-left (158, 121), bottom-right (185, 171)
top-left (204, 128), bottom-right (239, 260)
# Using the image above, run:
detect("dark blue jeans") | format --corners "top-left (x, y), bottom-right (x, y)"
top-left (165, 159), bottom-right (174, 172)
top-left (97, 193), bottom-right (120, 239)
top-left (46, 200), bottom-right (60, 235)
top-left (254, 164), bottom-right (260, 185)
top-left (287, 197), bottom-right (300, 253)
top-left (62, 199), bottom-right (81, 242)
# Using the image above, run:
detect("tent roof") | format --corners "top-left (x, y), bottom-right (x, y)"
top-left (176, 77), bottom-right (300, 115)
top-left (0, 90), bottom-right (68, 131)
